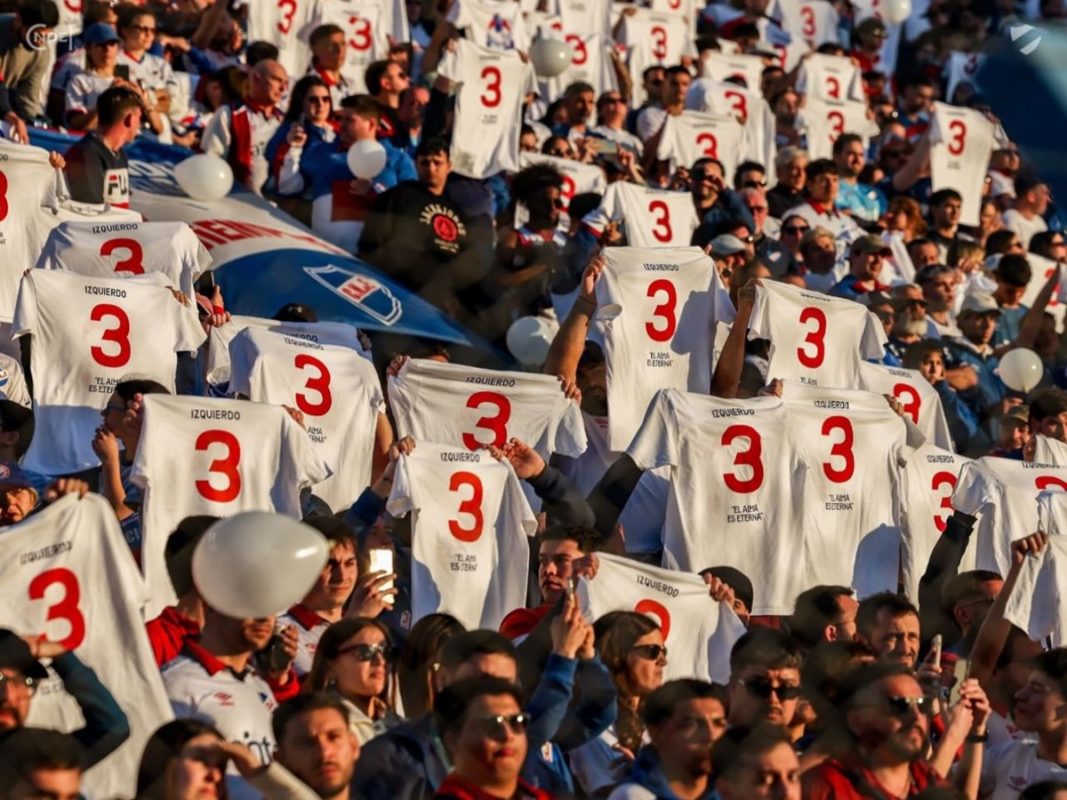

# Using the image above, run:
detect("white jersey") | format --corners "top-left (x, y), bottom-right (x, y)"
top-left (206, 315), bottom-right (369, 389)
top-left (314, 0), bottom-right (392, 93)
top-left (37, 220), bottom-right (211, 297)
top-left (228, 326), bottom-right (385, 512)
top-left (782, 381), bottom-right (906, 597)
top-left (619, 10), bottom-right (695, 106)
top-left (684, 79), bottom-right (778, 185)
top-left (1035, 435), bottom-right (1067, 467)
top-left (595, 246), bottom-right (734, 450)
top-left (0, 351), bottom-right (30, 406)
top-left (951, 457), bottom-right (1067, 579)
top-left (781, 0), bottom-right (840, 48)
top-left (249, 0), bottom-right (316, 76)
top-left (1005, 509), bottom-right (1067, 647)
top-left (519, 152), bottom-right (607, 212)
top-left (599, 182), bottom-right (699, 248)
top-left (748, 280), bottom-right (887, 389)
top-left (1002, 208), bottom-right (1048, 250)
top-left (437, 38), bottom-right (536, 179)
top-left (578, 553), bottom-right (746, 682)
top-left (556, 0), bottom-right (613, 34)
top-left (386, 443), bottom-right (536, 629)
top-left (942, 51), bottom-right (985, 104)
top-left (12, 270), bottom-right (206, 475)
top-left (899, 444), bottom-right (974, 602)
top-left (529, 22), bottom-right (618, 106)
top-left (0, 495), bottom-right (173, 799)
top-left (1019, 253), bottom-right (1067, 331)
top-left (447, 0), bottom-right (530, 50)
top-left (798, 96), bottom-right (878, 161)
top-left (656, 110), bottom-right (746, 178)
top-left (699, 52), bottom-right (765, 94)
top-left (388, 359), bottom-right (586, 458)
top-left (627, 390), bottom-right (808, 615)
top-left (131, 395), bottom-right (330, 616)
top-left (276, 605), bottom-right (329, 676)
top-left (859, 362), bottom-right (954, 450)
top-left (162, 643), bottom-right (279, 800)
top-left (795, 53), bottom-right (863, 101)
top-left (929, 102), bottom-right (996, 227)
top-left (978, 740), bottom-right (1067, 800)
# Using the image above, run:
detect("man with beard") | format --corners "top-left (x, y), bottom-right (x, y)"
top-left (274, 693), bottom-right (360, 800)
top-left (803, 662), bottom-right (989, 798)
top-left (833, 134), bottom-right (886, 224)
top-left (607, 680), bottom-right (726, 800)
top-left (712, 725), bottom-right (801, 800)
top-left (727, 630), bottom-right (803, 731)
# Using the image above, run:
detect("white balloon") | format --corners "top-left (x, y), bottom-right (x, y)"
top-left (506, 315), bottom-right (559, 366)
top-left (347, 139), bottom-right (388, 179)
top-left (173, 154), bottom-right (234, 201)
top-left (882, 0), bottom-right (912, 24)
top-left (996, 347), bottom-right (1044, 392)
top-left (529, 38), bottom-right (570, 78)
top-left (192, 512), bottom-right (328, 619)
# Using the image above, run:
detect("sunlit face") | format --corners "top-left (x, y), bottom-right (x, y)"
top-left (729, 667), bottom-right (801, 728)
top-left (0, 667), bottom-right (33, 730)
top-left (652, 698), bottom-right (727, 778)
top-left (170, 732), bottom-right (227, 800)
top-left (448, 693), bottom-right (528, 787)
top-left (277, 708), bottom-right (359, 797)
top-left (303, 540), bottom-right (357, 611)
top-left (537, 538), bottom-right (583, 603)
top-left (1014, 670), bottom-right (1067, 733)
top-left (919, 351), bottom-right (945, 384)
top-left (864, 609), bottom-right (920, 667)
top-left (624, 629), bottom-right (667, 697)
top-left (717, 742), bottom-right (801, 800)
top-left (848, 674), bottom-right (930, 759)
top-left (329, 626), bottom-right (390, 701)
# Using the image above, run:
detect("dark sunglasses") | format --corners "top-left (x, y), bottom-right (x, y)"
top-left (601, 97), bottom-right (625, 105)
top-left (307, 95), bottom-right (330, 104)
top-left (129, 24), bottom-right (157, 33)
top-left (783, 225), bottom-right (809, 235)
top-left (473, 713), bottom-right (528, 741)
top-left (741, 677), bottom-right (802, 700)
top-left (631, 644), bottom-right (668, 661)
top-left (692, 170), bottom-right (718, 182)
top-left (552, 197), bottom-right (567, 209)
top-left (885, 695), bottom-right (935, 717)
top-left (337, 643), bottom-right (390, 662)
top-left (742, 179), bottom-right (768, 189)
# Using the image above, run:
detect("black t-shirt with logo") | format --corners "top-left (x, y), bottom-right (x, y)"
top-left (63, 133), bottom-right (130, 207)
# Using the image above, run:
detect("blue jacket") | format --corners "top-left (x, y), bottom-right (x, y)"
top-left (933, 379), bottom-right (986, 455)
top-left (54, 651), bottom-right (131, 768)
top-left (943, 338), bottom-right (1008, 412)
top-left (614, 746), bottom-right (718, 800)
top-left (264, 120), bottom-right (334, 195)
top-left (301, 138), bottom-right (416, 202)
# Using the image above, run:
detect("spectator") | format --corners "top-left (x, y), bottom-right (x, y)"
top-left (791, 159), bottom-right (862, 253)
top-left (726, 629), bottom-right (803, 730)
top-left (0, 0), bottom-right (58, 123)
top-left (266, 75), bottom-right (336, 200)
top-left (396, 613), bottom-right (464, 718)
top-left (699, 566), bottom-right (754, 627)
top-left (1031, 230), bottom-right (1067, 264)
top-left (940, 570), bottom-right (1004, 655)
top-left (742, 187), bottom-right (795, 276)
top-left (307, 24), bottom-right (351, 107)
top-left (555, 81), bottom-right (596, 141)
top-left (0, 728), bottom-right (83, 800)
top-left (833, 133), bottom-right (885, 223)
top-left (590, 91), bottom-right (643, 156)
top-left (689, 157), bottom-right (755, 237)
top-left (902, 340), bottom-right (984, 454)
top-left (991, 254), bottom-right (1034, 348)
top-left (928, 189), bottom-right (973, 262)
top-left (944, 292), bottom-right (1010, 418)
top-left (767, 146), bottom-right (808, 219)
top-left (1003, 173), bottom-right (1051, 249)
top-left (734, 161), bottom-right (767, 191)
top-left (989, 404), bottom-right (1031, 458)
top-left (637, 65), bottom-right (690, 145)
top-left (63, 85), bottom-right (144, 206)
top-left (273, 693), bottom-right (362, 800)
top-left (366, 59), bottom-right (411, 145)
top-left (712, 724), bottom-right (801, 800)
top-left (799, 226), bottom-right (839, 293)
top-left (790, 586), bottom-right (859, 649)
top-left (116, 9), bottom-right (178, 140)
top-left (831, 235), bottom-right (892, 301)
top-left (917, 263), bottom-right (962, 337)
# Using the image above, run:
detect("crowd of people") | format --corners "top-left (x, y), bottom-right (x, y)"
top-left (4, 0), bottom-right (1067, 798)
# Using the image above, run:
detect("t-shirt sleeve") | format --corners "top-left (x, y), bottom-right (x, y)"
top-left (10, 273), bottom-right (38, 339)
top-left (949, 462), bottom-right (989, 516)
top-left (172, 296), bottom-right (209, 353)
top-left (226, 332), bottom-right (254, 399)
top-left (129, 401), bottom-right (157, 489)
top-left (384, 453), bottom-right (417, 518)
top-left (64, 74), bottom-right (90, 115)
top-left (746, 283), bottom-right (772, 340)
top-left (860, 308), bottom-right (889, 358)
top-left (436, 43), bottom-right (462, 83)
top-left (548, 395), bottom-right (588, 459)
top-left (626, 389), bottom-right (679, 470)
top-left (385, 370), bottom-right (417, 438)
top-left (503, 462), bottom-right (538, 536)
top-left (200, 106), bottom-right (232, 159)
top-left (1003, 545), bottom-right (1059, 644)
top-left (655, 115), bottom-right (679, 163)
top-left (283, 412), bottom-right (331, 487)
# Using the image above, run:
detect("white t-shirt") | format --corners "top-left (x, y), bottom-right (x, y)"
top-left (37, 220), bottom-right (212, 297)
top-left (12, 270), bottom-right (206, 475)
top-left (131, 395), bottom-right (330, 616)
top-left (1002, 208), bottom-right (1048, 251)
top-left (799, 96), bottom-right (879, 161)
top-left (387, 358), bottom-right (587, 459)
top-left (899, 443), bottom-right (975, 602)
top-left (386, 443), bottom-right (536, 629)
top-left (859, 362), bottom-right (954, 451)
top-left (598, 181), bottom-right (699, 248)
top-left (65, 71), bottom-right (114, 117)
top-left (929, 102), bottom-right (996, 227)
top-left (0, 495), bottom-right (173, 800)
top-left (248, 0), bottom-right (315, 76)
top-left (951, 457), bottom-right (1067, 579)
top-left (228, 326), bottom-right (384, 512)
top-left (941, 51), bottom-right (985, 105)
top-left (519, 152), bottom-right (607, 212)
top-left (978, 740), bottom-right (1067, 800)
top-left (437, 38), bottom-right (536, 179)
top-left (684, 79), bottom-right (778, 186)
top-left (699, 52), bottom-right (765, 94)
top-left (117, 50), bottom-right (179, 95)
top-left (781, 3), bottom-right (841, 49)
top-left (627, 389), bottom-right (808, 615)
top-left (1019, 253), bottom-right (1067, 332)
top-left (795, 53), bottom-right (863, 102)
top-left (276, 605), bottom-right (329, 676)
top-left (314, 0), bottom-right (393, 93)
top-left (447, 0), bottom-right (529, 50)
top-left (619, 9), bottom-right (695, 107)
top-left (0, 351), bottom-right (30, 406)
top-left (656, 110), bottom-right (746, 177)
top-left (1004, 519), bottom-right (1067, 646)
top-left (578, 553), bottom-right (746, 681)
top-left (748, 280), bottom-right (887, 389)
top-left (595, 245), bottom-right (734, 450)
top-left (555, 0), bottom-right (612, 34)
top-left (1035, 435), bottom-right (1067, 467)
top-left (781, 381), bottom-right (907, 597)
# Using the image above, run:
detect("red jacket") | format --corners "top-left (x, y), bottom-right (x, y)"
top-left (146, 606), bottom-right (201, 667)
top-left (435, 774), bottom-right (553, 800)
top-left (803, 756), bottom-right (949, 800)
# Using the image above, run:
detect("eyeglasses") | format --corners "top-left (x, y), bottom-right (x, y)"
top-left (473, 713), bottom-right (528, 741)
top-left (885, 695), bottom-right (935, 717)
top-left (548, 149), bottom-right (570, 158)
top-left (129, 24), bottom-right (157, 33)
top-left (631, 644), bottom-right (668, 661)
top-left (337, 643), bottom-right (390, 662)
top-left (783, 225), bottom-right (809, 235)
top-left (0, 673), bottom-right (36, 695)
top-left (742, 179), bottom-right (768, 189)
top-left (741, 676), bottom-right (802, 700)
top-left (307, 95), bottom-right (330, 104)
top-left (692, 171), bottom-right (719, 182)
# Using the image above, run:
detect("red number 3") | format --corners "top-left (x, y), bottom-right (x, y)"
top-left (448, 471), bottom-right (484, 542)
top-left (463, 392), bottom-right (511, 449)
top-left (294, 354), bottom-right (332, 416)
top-left (722, 424), bottom-right (764, 493)
top-left (634, 598), bottom-right (671, 640)
top-left (99, 238), bottom-right (145, 275)
top-left (29, 568), bottom-right (86, 651)
top-left (646, 279), bottom-right (678, 342)
top-left (947, 120), bottom-right (967, 156)
top-left (480, 66), bottom-right (502, 108)
top-left (90, 303), bottom-right (131, 368)
top-left (796, 306), bottom-right (827, 368)
top-left (195, 429), bottom-right (241, 502)
top-left (277, 0), bottom-right (297, 33)
top-left (648, 200), bottom-right (673, 243)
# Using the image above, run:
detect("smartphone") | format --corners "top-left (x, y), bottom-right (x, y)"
top-left (368, 548), bottom-right (395, 606)
top-left (565, 576), bottom-right (576, 600)
top-left (114, 64), bottom-right (130, 81)
top-left (930, 634), bottom-right (943, 665)
top-left (589, 137), bottom-right (617, 155)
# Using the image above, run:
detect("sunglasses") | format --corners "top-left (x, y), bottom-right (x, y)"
top-left (337, 643), bottom-right (390, 662)
top-left (741, 677), bottom-right (802, 700)
top-left (742, 179), bottom-right (768, 189)
top-left (601, 97), bottom-right (625, 105)
top-left (631, 644), bottom-right (668, 661)
top-left (0, 673), bottom-right (35, 694)
top-left (473, 713), bottom-right (528, 741)
top-left (129, 24), bottom-right (157, 33)
top-left (885, 695), bottom-right (935, 717)
top-left (692, 171), bottom-right (719, 182)
top-left (307, 95), bottom-right (330, 104)
top-left (783, 225), bottom-right (809, 235)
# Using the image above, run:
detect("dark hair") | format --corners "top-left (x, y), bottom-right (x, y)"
top-left (733, 160), bottom-right (765, 188)
top-left (340, 94), bottom-right (382, 122)
top-left (1031, 231), bottom-right (1064, 258)
top-left (1030, 648), bottom-right (1067, 697)
top-left (165, 515), bottom-right (219, 597)
top-left (841, 660), bottom-right (916, 706)
top-left (310, 23), bottom-right (344, 48)
top-left (511, 163), bottom-right (564, 206)
top-left (997, 253), bottom-right (1034, 287)
top-left (440, 629), bottom-right (516, 675)
top-left (665, 64), bottom-right (691, 79)
top-left (272, 691), bottom-right (351, 743)
top-left (790, 585), bottom-right (854, 648)
top-left (729, 628), bottom-right (803, 675)
top-left (285, 75), bottom-right (331, 123)
top-left (801, 640), bottom-right (877, 723)
top-left (986, 229), bottom-right (1021, 255)
top-left (116, 4), bottom-right (155, 32)
top-left (541, 525), bottom-right (599, 554)
top-left (856, 592), bottom-right (919, 639)
top-left (305, 617), bottom-right (395, 706)
top-left (434, 676), bottom-right (524, 735)
top-left (397, 613), bottom-right (465, 716)
top-left (642, 679), bottom-right (723, 727)
top-left (710, 724), bottom-right (794, 780)
top-left (642, 65), bottom-right (665, 81)
top-left (1015, 171), bottom-right (1047, 196)
top-left (1020, 780), bottom-right (1067, 800)
top-left (699, 566), bottom-right (754, 612)
top-left (137, 719), bottom-right (222, 799)
top-left (0, 728), bottom-right (83, 787)
top-left (929, 188), bottom-right (963, 207)
top-left (273, 302), bottom-right (318, 322)
top-left (415, 136), bottom-right (450, 159)
top-left (692, 156), bottom-right (725, 176)
top-left (596, 611), bottom-right (662, 752)
top-left (901, 339), bottom-right (945, 371)
top-left (97, 86), bottom-right (146, 128)
top-left (364, 60), bottom-right (392, 96)
top-left (301, 514), bottom-right (356, 548)
top-left (17, 0), bottom-right (59, 30)
top-left (564, 81), bottom-right (595, 98)
top-left (832, 133), bottom-right (863, 158)
top-left (1029, 388), bottom-right (1067, 427)
top-left (115, 378), bottom-right (170, 403)
top-left (806, 158), bottom-right (839, 182)
top-left (246, 41), bottom-right (280, 67)
top-left (940, 570), bottom-right (1003, 624)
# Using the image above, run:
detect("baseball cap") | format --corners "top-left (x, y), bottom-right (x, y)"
top-left (850, 234), bottom-right (892, 257)
top-left (0, 629), bottom-right (47, 681)
top-left (1005, 404), bottom-right (1030, 424)
top-left (0, 463), bottom-right (34, 491)
top-left (83, 23), bottom-right (121, 46)
top-left (709, 233), bottom-right (749, 257)
top-left (958, 291), bottom-right (1001, 316)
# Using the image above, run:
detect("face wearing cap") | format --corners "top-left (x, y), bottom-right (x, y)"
top-left (710, 233), bottom-right (749, 257)
top-left (82, 22), bottom-right (122, 47)
top-left (851, 234), bottom-right (892, 258)
top-left (0, 463), bottom-right (38, 526)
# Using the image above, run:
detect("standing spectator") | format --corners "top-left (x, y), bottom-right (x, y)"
top-left (917, 263), bottom-right (962, 337)
top-left (66, 23), bottom-right (146, 131)
top-left (273, 694), bottom-right (362, 800)
top-left (590, 91), bottom-right (643, 156)
top-left (0, 0), bottom-right (58, 123)
top-left (991, 254), bottom-right (1034, 348)
top-left (944, 292), bottom-right (1010, 418)
top-left (1004, 173), bottom-right (1051, 249)
top-left (767, 146), bottom-right (808, 219)
top-left (307, 24), bottom-right (351, 108)
top-left (63, 85), bottom-right (144, 206)
top-left (799, 227), bottom-right (840, 293)
top-left (712, 725), bottom-right (801, 800)
top-left (554, 81), bottom-right (596, 141)
top-left (743, 187), bottom-right (795, 276)
top-left (789, 586), bottom-right (859, 649)
top-left (903, 340), bottom-right (984, 454)
top-left (0, 729), bottom-right (84, 800)
top-left (366, 59), bottom-right (411, 145)
top-left (726, 630), bottom-right (803, 730)
top-left (928, 189), bottom-right (973, 262)
top-left (833, 134), bottom-right (885, 223)
top-left (791, 159), bottom-right (862, 253)
top-left (201, 59), bottom-right (288, 194)
top-left (831, 235), bottom-right (892, 301)
top-left (637, 65), bottom-right (690, 145)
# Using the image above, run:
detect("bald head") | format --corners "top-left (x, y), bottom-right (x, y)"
top-left (250, 59), bottom-right (288, 106)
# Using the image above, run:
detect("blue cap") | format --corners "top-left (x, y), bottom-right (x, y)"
top-left (0, 462), bottom-right (34, 490)
top-left (83, 22), bottom-right (121, 46)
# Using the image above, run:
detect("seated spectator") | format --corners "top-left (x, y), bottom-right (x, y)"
top-left (274, 693), bottom-right (362, 800)
top-left (767, 146), bottom-right (808, 219)
top-left (789, 585), bottom-right (859, 649)
top-left (726, 629), bottom-right (803, 730)
top-left (991, 253), bottom-right (1034, 348)
top-left (943, 292), bottom-right (1009, 419)
top-left (831, 235), bottom-right (892, 301)
top-left (66, 23), bottom-right (159, 133)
